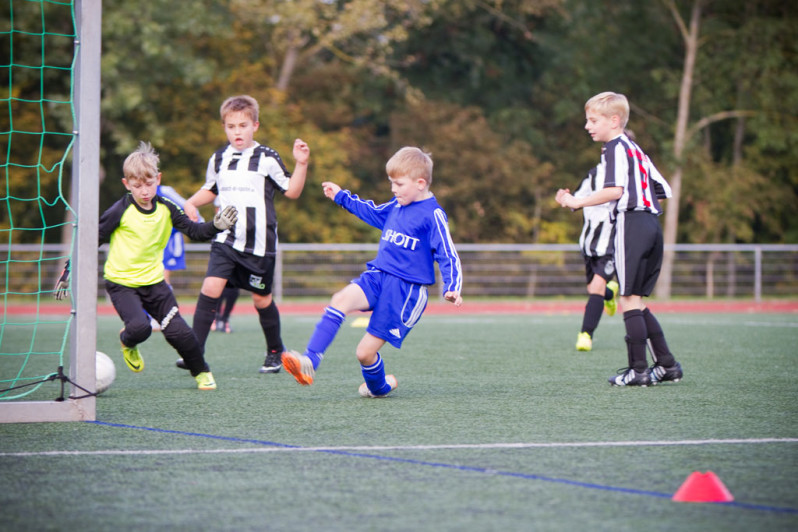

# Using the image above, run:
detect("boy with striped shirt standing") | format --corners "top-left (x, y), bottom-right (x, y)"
top-left (557, 92), bottom-right (683, 386)
top-left (182, 95), bottom-right (310, 374)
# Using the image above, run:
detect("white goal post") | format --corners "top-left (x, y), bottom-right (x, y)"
top-left (0, 0), bottom-right (101, 423)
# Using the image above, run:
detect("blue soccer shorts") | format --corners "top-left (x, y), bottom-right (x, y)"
top-left (353, 268), bottom-right (429, 349)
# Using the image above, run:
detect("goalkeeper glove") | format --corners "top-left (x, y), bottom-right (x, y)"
top-left (213, 205), bottom-right (238, 231)
top-left (54, 259), bottom-right (71, 300)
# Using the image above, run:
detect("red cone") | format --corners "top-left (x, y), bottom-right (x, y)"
top-left (672, 471), bottom-right (734, 503)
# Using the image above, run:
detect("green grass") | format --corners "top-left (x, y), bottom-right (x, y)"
top-left (1, 311), bottom-right (797, 531)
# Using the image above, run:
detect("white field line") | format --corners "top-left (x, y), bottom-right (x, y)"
top-left (2, 437), bottom-right (796, 458)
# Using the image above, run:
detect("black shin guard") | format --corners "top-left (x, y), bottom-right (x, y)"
top-left (193, 293), bottom-right (220, 349)
top-left (623, 309), bottom-right (649, 372)
top-left (257, 301), bottom-right (283, 353)
top-left (642, 308), bottom-right (676, 367)
top-left (581, 294), bottom-right (605, 335)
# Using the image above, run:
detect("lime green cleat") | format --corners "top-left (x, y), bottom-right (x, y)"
top-left (195, 371), bottom-right (217, 390)
top-left (605, 280), bottom-right (619, 317)
top-left (121, 344), bottom-right (144, 372)
top-left (575, 332), bottom-right (592, 352)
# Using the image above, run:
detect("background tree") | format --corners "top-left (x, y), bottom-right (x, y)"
top-left (10, 0), bottom-right (796, 257)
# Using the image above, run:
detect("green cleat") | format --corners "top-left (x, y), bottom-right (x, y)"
top-left (195, 371), bottom-right (217, 390)
top-left (121, 344), bottom-right (144, 372)
top-left (605, 280), bottom-right (619, 317)
top-left (575, 332), bottom-right (592, 352)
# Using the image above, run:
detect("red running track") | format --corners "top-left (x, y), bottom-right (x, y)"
top-left (7, 299), bottom-right (798, 316)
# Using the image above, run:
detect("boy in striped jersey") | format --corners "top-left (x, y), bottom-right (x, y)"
top-left (182, 95), bottom-right (310, 374)
top-left (282, 147), bottom-right (463, 397)
top-left (557, 92), bottom-right (683, 387)
top-left (566, 165), bottom-right (619, 352)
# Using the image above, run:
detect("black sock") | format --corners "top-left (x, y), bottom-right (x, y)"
top-left (220, 287), bottom-right (239, 321)
top-left (193, 293), bottom-right (220, 348)
top-left (258, 301), bottom-right (283, 353)
top-left (604, 286), bottom-right (614, 300)
top-left (581, 294), bottom-right (604, 335)
top-left (623, 309), bottom-right (649, 372)
top-left (642, 308), bottom-right (676, 367)
top-left (164, 317), bottom-right (209, 376)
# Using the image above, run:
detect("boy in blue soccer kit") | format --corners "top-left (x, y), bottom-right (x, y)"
top-left (282, 147), bottom-right (463, 397)
top-left (557, 92), bottom-right (683, 386)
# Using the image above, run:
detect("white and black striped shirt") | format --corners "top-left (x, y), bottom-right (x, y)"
top-left (601, 134), bottom-right (672, 215)
top-left (201, 142), bottom-right (292, 257)
top-left (574, 166), bottom-right (615, 258)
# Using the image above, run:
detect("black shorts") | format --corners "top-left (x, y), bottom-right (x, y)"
top-left (583, 254), bottom-right (615, 284)
top-left (205, 242), bottom-right (276, 296)
top-left (615, 211), bottom-right (663, 297)
top-left (105, 279), bottom-right (180, 329)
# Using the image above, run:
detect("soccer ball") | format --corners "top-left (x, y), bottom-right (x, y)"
top-left (96, 351), bottom-right (116, 395)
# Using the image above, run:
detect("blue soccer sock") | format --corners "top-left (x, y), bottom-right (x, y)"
top-left (304, 306), bottom-right (346, 370)
top-left (361, 353), bottom-right (391, 396)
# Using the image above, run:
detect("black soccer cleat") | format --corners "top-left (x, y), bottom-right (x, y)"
top-left (649, 362), bottom-right (683, 384)
top-left (608, 367), bottom-right (651, 387)
top-left (259, 350), bottom-right (283, 374)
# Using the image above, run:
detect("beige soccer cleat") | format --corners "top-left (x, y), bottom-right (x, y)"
top-left (358, 375), bottom-right (398, 398)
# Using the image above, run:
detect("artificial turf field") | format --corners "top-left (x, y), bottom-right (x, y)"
top-left (1, 310), bottom-right (797, 531)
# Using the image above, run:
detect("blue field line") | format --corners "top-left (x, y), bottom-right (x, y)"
top-left (88, 420), bottom-right (301, 448)
top-left (87, 420), bottom-right (798, 515)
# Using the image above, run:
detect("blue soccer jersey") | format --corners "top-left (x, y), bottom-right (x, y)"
top-left (334, 190), bottom-right (463, 294)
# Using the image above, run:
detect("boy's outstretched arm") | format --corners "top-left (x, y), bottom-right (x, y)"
top-left (444, 291), bottom-right (463, 307)
top-left (557, 186), bottom-right (622, 210)
top-left (321, 181), bottom-right (341, 200)
top-left (284, 138), bottom-right (310, 200)
top-left (184, 189), bottom-right (217, 222)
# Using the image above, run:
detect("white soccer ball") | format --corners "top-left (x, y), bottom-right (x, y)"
top-left (96, 351), bottom-right (116, 395)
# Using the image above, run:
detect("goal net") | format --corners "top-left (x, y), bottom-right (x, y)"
top-left (0, 0), bottom-right (100, 422)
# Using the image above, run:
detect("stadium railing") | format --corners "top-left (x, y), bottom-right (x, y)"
top-left (4, 243), bottom-right (798, 303)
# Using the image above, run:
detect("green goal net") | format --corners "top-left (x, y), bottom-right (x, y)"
top-left (0, 0), bottom-right (100, 421)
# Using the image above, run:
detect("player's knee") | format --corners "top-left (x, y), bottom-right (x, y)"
top-left (125, 319), bottom-right (152, 344)
top-left (253, 292), bottom-right (273, 308)
top-left (355, 347), bottom-right (378, 366)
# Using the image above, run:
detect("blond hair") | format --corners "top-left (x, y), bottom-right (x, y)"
top-left (123, 141), bottom-right (159, 182)
top-left (220, 94), bottom-right (259, 123)
top-left (386, 147), bottom-right (434, 185)
top-left (585, 92), bottom-right (629, 128)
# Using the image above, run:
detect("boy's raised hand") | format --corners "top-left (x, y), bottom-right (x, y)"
top-left (293, 138), bottom-right (310, 164)
top-left (213, 205), bottom-right (238, 230)
top-left (444, 291), bottom-right (463, 307)
top-left (321, 181), bottom-right (341, 200)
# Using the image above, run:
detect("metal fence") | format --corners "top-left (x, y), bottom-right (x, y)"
top-left (3, 243), bottom-right (798, 303)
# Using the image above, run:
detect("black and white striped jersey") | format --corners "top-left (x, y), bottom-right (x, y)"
top-left (574, 166), bottom-right (615, 258)
top-left (601, 134), bottom-right (672, 215)
top-left (201, 142), bottom-right (292, 257)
